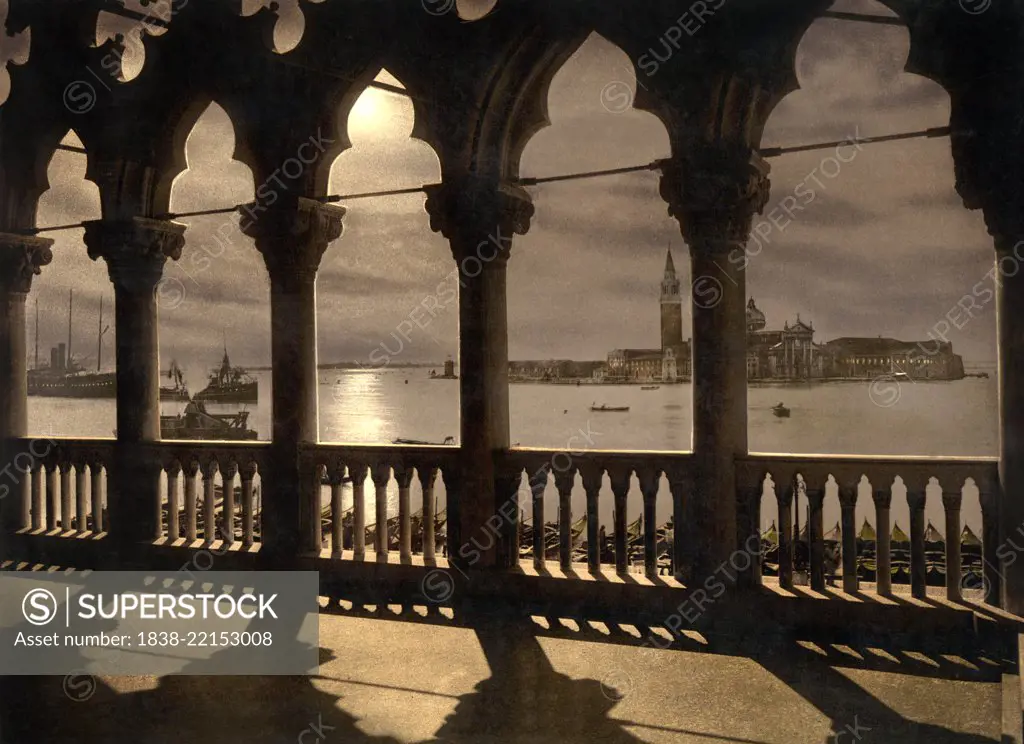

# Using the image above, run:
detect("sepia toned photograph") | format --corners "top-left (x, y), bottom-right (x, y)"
top-left (0, 0), bottom-right (1021, 741)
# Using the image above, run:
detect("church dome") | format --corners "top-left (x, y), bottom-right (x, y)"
top-left (746, 298), bottom-right (766, 332)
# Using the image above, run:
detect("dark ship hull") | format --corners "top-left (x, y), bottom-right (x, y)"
top-left (28, 372), bottom-right (116, 398)
top-left (193, 380), bottom-right (258, 403)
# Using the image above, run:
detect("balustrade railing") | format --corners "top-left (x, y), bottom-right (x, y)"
top-left (736, 455), bottom-right (1000, 604)
top-left (3, 440), bottom-right (1007, 614)
top-left (504, 450), bottom-right (693, 578)
top-left (300, 444), bottom-right (456, 564)
top-left (147, 442), bottom-right (269, 549)
top-left (4, 437), bottom-right (113, 537)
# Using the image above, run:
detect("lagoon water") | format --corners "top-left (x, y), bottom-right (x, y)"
top-left (28, 365), bottom-right (997, 540)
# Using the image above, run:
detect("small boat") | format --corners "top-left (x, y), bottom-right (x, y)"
top-left (772, 402), bottom-right (790, 418)
top-left (590, 403), bottom-right (629, 412)
top-left (392, 436), bottom-right (456, 445)
top-left (640, 385), bottom-right (660, 390)
top-left (893, 372), bottom-right (910, 381)
top-left (161, 400), bottom-right (258, 440)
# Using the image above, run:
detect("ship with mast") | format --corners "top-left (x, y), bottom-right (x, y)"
top-left (28, 291), bottom-right (116, 398)
top-left (193, 339), bottom-right (258, 403)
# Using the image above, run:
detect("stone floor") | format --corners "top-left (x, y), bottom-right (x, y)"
top-left (0, 605), bottom-right (1009, 743)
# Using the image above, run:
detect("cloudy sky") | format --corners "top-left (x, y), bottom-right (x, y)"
top-left (1, 0), bottom-right (997, 384)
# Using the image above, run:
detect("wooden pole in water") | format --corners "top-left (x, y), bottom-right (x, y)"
top-left (34, 299), bottom-right (39, 370)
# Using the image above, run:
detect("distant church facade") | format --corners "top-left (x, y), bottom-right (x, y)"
top-left (746, 298), bottom-right (829, 380)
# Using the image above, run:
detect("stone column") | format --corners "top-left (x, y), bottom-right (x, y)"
top-left (658, 145), bottom-right (770, 580)
top-left (84, 218), bottom-right (185, 548)
top-left (0, 235), bottom-right (53, 534)
top-left (240, 197), bottom-right (345, 562)
top-left (424, 178), bottom-right (534, 570)
top-left (993, 235), bottom-right (1024, 613)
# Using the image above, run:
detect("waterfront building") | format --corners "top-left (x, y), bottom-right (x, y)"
top-left (745, 299), bottom-right (965, 381)
top-left (824, 337), bottom-right (965, 379)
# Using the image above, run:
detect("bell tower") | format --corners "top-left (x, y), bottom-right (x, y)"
top-left (660, 248), bottom-right (683, 353)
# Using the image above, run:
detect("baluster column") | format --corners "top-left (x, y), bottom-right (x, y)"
top-left (658, 146), bottom-right (769, 582)
top-left (166, 461), bottom-right (181, 542)
top-left (554, 465), bottom-right (576, 570)
top-left (424, 178), bottom-right (533, 570)
top-left (220, 460), bottom-right (238, 545)
top-left (419, 466), bottom-right (438, 564)
top-left (608, 465), bottom-right (631, 575)
top-left (84, 218), bottom-right (186, 549)
top-left (666, 465), bottom-right (690, 580)
top-left (45, 463), bottom-right (58, 532)
top-left (579, 463), bottom-right (603, 572)
top-left (74, 460), bottom-right (88, 534)
top-left (372, 462), bottom-right (392, 561)
top-left (838, 484), bottom-right (859, 593)
top-left (0, 235), bottom-right (52, 537)
top-left (240, 198), bottom-right (345, 562)
top-left (240, 461), bottom-right (257, 548)
top-left (942, 489), bottom-right (963, 601)
top-left (350, 462), bottom-right (368, 561)
top-left (328, 463), bottom-right (345, 557)
top-left (59, 459), bottom-right (71, 532)
top-left (873, 488), bottom-right (892, 596)
top-left (638, 467), bottom-right (659, 579)
top-left (777, 481), bottom-right (795, 590)
top-left (395, 464), bottom-right (414, 564)
top-left (807, 486), bottom-right (825, 592)
top-left (183, 460), bottom-right (199, 542)
top-left (201, 458), bottom-right (218, 545)
top-left (529, 465), bottom-right (548, 570)
top-left (907, 487), bottom-right (927, 599)
top-left (90, 458), bottom-right (105, 533)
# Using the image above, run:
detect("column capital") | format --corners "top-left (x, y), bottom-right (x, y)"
top-left (941, 490), bottom-right (963, 511)
top-left (0, 234), bottom-right (54, 294)
top-left (423, 178), bottom-right (534, 261)
top-left (239, 197), bottom-right (345, 289)
top-left (805, 488), bottom-right (824, 507)
top-left (837, 485), bottom-right (858, 509)
top-left (777, 485), bottom-right (794, 508)
top-left (658, 143), bottom-right (770, 248)
top-left (83, 217), bottom-right (186, 292)
top-left (872, 489), bottom-right (892, 510)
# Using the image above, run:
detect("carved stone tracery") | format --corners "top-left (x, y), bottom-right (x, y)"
top-left (423, 179), bottom-right (534, 265)
top-left (658, 144), bottom-right (771, 248)
top-left (239, 197), bottom-right (346, 289)
top-left (83, 217), bottom-right (186, 292)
